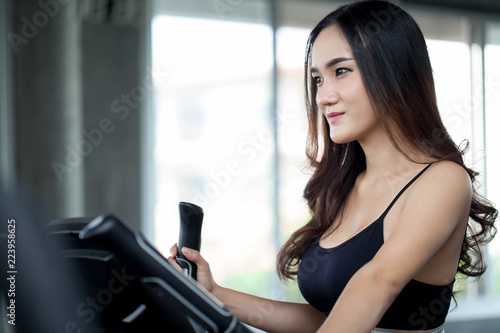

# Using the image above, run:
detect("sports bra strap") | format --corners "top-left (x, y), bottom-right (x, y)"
top-left (379, 164), bottom-right (433, 220)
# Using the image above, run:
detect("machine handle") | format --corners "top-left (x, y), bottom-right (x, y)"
top-left (176, 202), bottom-right (204, 280)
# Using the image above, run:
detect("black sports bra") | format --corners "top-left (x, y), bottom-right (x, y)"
top-left (297, 164), bottom-right (454, 330)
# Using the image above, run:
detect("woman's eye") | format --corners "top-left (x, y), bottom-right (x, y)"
top-left (336, 68), bottom-right (351, 76)
top-left (313, 76), bottom-right (323, 85)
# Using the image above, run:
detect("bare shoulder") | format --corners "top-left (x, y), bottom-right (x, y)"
top-left (423, 160), bottom-right (471, 188)
top-left (409, 160), bottom-right (472, 212)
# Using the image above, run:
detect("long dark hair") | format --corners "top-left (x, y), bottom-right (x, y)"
top-left (277, 0), bottom-right (497, 281)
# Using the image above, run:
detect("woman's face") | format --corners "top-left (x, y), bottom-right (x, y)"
top-left (310, 25), bottom-right (383, 145)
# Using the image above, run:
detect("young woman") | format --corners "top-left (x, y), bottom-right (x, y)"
top-left (169, 1), bottom-right (498, 332)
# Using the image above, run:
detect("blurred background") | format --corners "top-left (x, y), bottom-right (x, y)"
top-left (1, 0), bottom-right (499, 332)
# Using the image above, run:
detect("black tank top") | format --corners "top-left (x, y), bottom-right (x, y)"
top-left (297, 164), bottom-right (454, 330)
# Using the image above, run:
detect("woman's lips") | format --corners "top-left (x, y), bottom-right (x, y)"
top-left (327, 112), bottom-right (345, 123)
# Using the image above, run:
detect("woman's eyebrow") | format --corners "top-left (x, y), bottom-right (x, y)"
top-left (310, 57), bottom-right (354, 73)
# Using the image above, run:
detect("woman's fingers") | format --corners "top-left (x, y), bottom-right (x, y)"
top-left (169, 243), bottom-right (178, 258)
top-left (181, 247), bottom-right (211, 275)
top-left (167, 244), bottom-right (217, 293)
top-left (167, 243), bottom-right (185, 274)
top-left (181, 247), bottom-right (206, 266)
top-left (179, 247), bottom-right (216, 292)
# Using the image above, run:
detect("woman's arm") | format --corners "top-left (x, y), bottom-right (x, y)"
top-left (317, 161), bottom-right (472, 333)
top-left (214, 285), bottom-right (326, 333)
top-left (169, 246), bottom-right (325, 333)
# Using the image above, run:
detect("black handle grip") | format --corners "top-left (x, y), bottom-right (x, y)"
top-left (177, 202), bottom-right (204, 280)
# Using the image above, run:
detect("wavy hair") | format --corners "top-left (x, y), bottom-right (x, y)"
top-left (277, 0), bottom-right (497, 281)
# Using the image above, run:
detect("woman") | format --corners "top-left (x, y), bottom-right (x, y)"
top-left (169, 1), bottom-right (497, 332)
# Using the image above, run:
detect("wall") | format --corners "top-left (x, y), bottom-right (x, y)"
top-left (5, 0), bottom-right (148, 231)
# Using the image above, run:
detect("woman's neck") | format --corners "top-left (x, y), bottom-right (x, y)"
top-left (358, 132), bottom-right (427, 182)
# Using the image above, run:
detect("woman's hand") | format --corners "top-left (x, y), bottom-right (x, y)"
top-left (168, 243), bottom-right (219, 294)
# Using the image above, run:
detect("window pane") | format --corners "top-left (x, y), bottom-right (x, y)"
top-left (152, 11), bottom-right (275, 296)
top-left (276, 26), bottom-right (312, 301)
top-left (426, 39), bottom-right (472, 150)
top-left (485, 22), bottom-right (500, 296)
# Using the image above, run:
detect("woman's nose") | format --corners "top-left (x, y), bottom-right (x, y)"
top-left (316, 84), bottom-right (339, 108)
